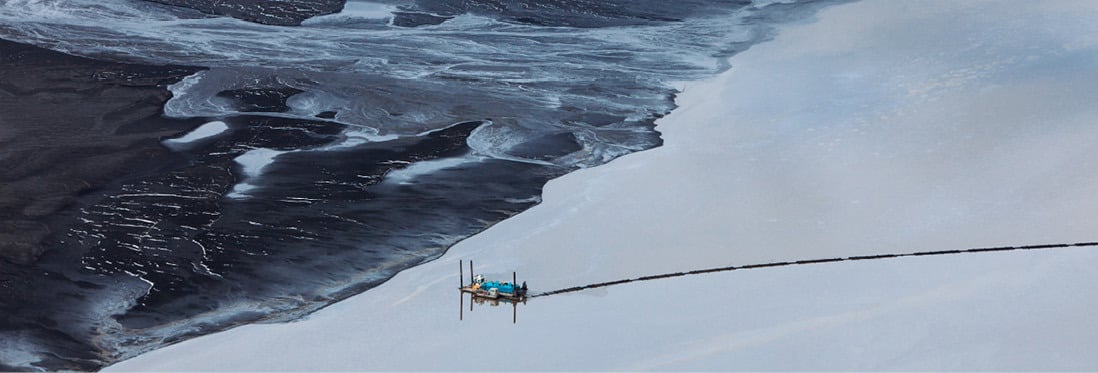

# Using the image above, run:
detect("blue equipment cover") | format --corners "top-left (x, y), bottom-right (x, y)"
top-left (482, 281), bottom-right (515, 293)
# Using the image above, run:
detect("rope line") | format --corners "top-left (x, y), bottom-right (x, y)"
top-left (529, 241), bottom-right (1098, 298)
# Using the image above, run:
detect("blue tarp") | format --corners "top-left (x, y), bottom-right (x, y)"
top-left (482, 281), bottom-right (515, 293)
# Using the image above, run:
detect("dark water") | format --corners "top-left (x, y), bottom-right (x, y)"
top-left (0, 0), bottom-right (837, 370)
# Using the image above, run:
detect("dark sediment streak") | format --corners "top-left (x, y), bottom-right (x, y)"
top-left (0, 38), bottom-right (202, 371)
top-left (140, 0), bottom-right (346, 26)
top-left (0, 38), bottom-right (202, 265)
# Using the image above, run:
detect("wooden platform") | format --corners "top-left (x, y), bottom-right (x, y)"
top-left (460, 286), bottom-right (527, 302)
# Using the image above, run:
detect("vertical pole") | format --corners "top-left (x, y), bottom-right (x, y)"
top-left (470, 260), bottom-right (474, 284)
top-left (459, 292), bottom-right (463, 321)
top-left (514, 271), bottom-right (520, 323)
top-left (459, 260), bottom-right (464, 288)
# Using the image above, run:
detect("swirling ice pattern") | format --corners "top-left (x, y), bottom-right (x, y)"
top-left (0, 0), bottom-right (774, 166)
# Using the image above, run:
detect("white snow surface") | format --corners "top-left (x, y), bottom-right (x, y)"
top-left (110, 0), bottom-right (1098, 370)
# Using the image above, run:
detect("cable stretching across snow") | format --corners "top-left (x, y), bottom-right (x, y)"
top-left (529, 241), bottom-right (1098, 298)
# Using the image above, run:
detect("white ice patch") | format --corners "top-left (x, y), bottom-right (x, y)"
top-left (0, 335), bottom-right (42, 370)
top-left (163, 121), bottom-right (229, 148)
top-left (286, 90), bottom-right (346, 118)
top-left (123, 270), bottom-right (155, 301)
top-left (163, 71), bottom-right (237, 119)
top-left (301, 1), bottom-right (397, 26)
top-left (235, 148), bottom-right (286, 178)
top-left (503, 195), bottom-right (542, 204)
top-left (321, 125), bottom-right (399, 151)
top-left (322, 120), bottom-right (485, 151)
top-left (285, 91), bottom-right (323, 117)
top-left (751, 0), bottom-right (798, 8)
top-left (467, 122), bottom-right (555, 166)
top-left (384, 155), bottom-right (482, 185)
top-left (227, 148), bottom-right (289, 199)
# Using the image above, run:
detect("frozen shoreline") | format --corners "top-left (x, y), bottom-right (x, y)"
top-left (110, 0), bottom-right (1098, 370)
